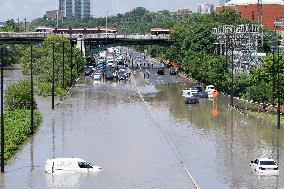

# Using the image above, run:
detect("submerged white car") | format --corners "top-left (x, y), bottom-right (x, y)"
top-left (250, 158), bottom-right (279, 175)
top-left (45, 158), bottom-right (103, 174)
top-left (205, 85), bottom-right (215, 93)
top-left (182, 87), bottom-right (198, 96)
top-left (93, 71), bottom-right (102, 80)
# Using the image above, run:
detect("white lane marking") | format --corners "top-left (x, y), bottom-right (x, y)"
top-left (131, 76), bottom-right (201, 189)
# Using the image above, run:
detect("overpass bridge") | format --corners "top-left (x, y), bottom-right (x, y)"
top-left (0, 32), bottom-right (171, 45)
top-left (0, 32), bottom-right (171, 56)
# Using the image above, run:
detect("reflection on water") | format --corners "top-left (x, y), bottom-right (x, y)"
top-left (45, 173), bottom-right (91, 189)
top-left (0, 78), bottom-right (194, 189)
top-left (1, 68), bottom-right (284, 188)
top-left (144, 83), bottom-right (284, 189)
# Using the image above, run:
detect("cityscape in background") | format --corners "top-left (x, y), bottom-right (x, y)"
top-left (59, 0), bottom-right (91, 19)
top-left (1, 0), bottom-right (284, 33)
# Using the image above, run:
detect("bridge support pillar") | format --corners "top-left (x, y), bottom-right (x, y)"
top-left (76, 38), bottom-right (85, 57)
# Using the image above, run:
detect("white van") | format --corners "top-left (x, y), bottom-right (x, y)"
top-left (205, 85), bottom-right (215, 94)
top-left (45, 158), bottom-right (103, 174)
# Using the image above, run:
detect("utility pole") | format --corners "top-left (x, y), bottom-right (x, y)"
top-left (56, 9), bottom-right (59, 28)
top-left (231, 40), bottom-right (234, 107)
top-left (70, 42), bottom-right (73, 85)
top-left (106, 11), bottom-right (109, 36)
top-left (30, 44), bottom-right (34, 134)
top-left (24, 18), bottom-right (27, 32)
top-left (62, 42), bottom-right (65, 88)
top-left (52, 44), bottom-right (55, 110)
top-left (277, 47), bottom-right (281, 129)
top-left (106, 10), bottom-right (109, 45)
top-left (272, 48), bottom-right (276, 105)
top-left (1, 48), bottom-right (4, 173)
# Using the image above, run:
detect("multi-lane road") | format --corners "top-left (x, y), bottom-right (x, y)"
top-left (0, 48), bottom-right (283, 189)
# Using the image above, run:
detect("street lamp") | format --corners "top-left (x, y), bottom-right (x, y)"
top-left (0, 48), bottom-right (4, 173)
top-left (17, 18), bottom-right (20, 32)
top-left (24, 18), bottom-right (27, 32)
top-left (30, 44), bottom-right (34, 134)
top-left (106, 10), bottom-right (109, 36)
top-left (230, 38), bottom-right (234, 107)
top-left (70, 41), bottom-right (73, 85)
top-left (62, 42), bottom-right (65, 89)
top-left (52, 43), bottom-right (55, 110)
top-left (105, 10), bottom-right (109, 46)
top-left (277, 47), bottom-right (281, 129)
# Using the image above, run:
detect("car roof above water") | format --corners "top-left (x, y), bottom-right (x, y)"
top-left (48, 158), bottom-right (85, 162)
top-left (258, 158), bottom-right (276, 162)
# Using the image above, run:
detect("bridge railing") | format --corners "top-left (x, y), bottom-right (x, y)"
top-left (0, 32), bottom-right (170, 41)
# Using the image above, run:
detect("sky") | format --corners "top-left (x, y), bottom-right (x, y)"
top-left (0, 0), bottom-right (219, 22)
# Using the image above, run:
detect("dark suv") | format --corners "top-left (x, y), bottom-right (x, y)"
top-left (157, 68), bottom-right (165, 75)
top-left (185, 97), bottom-right (199, 104)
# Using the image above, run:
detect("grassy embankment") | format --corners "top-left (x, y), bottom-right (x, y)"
top-left (2, 110), bottom-right (42, 160)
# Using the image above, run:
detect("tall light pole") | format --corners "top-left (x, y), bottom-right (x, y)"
top-left (105, 10), bottom-right (109, 47)
top-left (105, 10), bottom-right (109, 46)
top-left (231, 40), bottom-right (234, 107)
top-left (62, 42), bottom-right (65, 88)
top-left (277, 46), bottom-right (281, 129)
top-left (24, 18), bottom-right (27, 32)
top-left (1, 48), bottom-right (4, 173)
top-left (30, 44), bottom-right (34, 134)
top-left (52, 44), bottom-right (55, 110)
top-left (56, 10), bottom-right (59, 28)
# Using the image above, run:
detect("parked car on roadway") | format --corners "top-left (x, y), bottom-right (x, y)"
top-left (45, 158), bottom-right (102, 174)
top-left (93, 70), bottom-right (102, 80)
top-left (185, 97), bottom-right (199, 104)
top-left (205, 85), bottom-right (215, 94)
top-left (182, 87), bottom-right (198, 96)
top-left (157, 68), bottom-right (165, 75)
top-left (118, 71), bottom-right (127, 80)
top-left (105, 70), bottom-right (114, 80)
top-left (250, 158), bottom-right (279, 175)
top-left (84, 67), bottom-right (93, 76)
top-left (194, 91), bottom-right (208, 98)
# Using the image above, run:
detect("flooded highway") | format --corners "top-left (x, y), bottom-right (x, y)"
top-left (0, 56), bottom-right (284, 189)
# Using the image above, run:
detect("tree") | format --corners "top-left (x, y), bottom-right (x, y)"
top-left (4, 80), bottom-right (37, 111)
top-left (20, 35), bottom-right (85, 97)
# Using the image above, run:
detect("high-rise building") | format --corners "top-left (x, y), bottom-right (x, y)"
top-left (74, 0), bottom-right (82, 19)
top-left (197, 3), bottom-right (215, 13)
top-left (219, 0), bottom-right (231, 6)
top-left (177, 8), bottom-right (192, 16)
top-left (45, 10), bottom-right (64, 21)
top-left (83, 0), bottom-right (90, 18)
top-left (59, 0), bottom-right (65, 12)
top-left (59, 0), bottom-right (90, 19)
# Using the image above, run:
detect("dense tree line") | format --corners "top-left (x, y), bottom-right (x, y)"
top-left (135, 10), bottom-right (281, 105)
top-left (1, 8), bottom-right (282, 104)
top-left (31, 7), bottom-right (186, 34)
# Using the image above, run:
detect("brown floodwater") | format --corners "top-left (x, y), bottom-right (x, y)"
top-left (0, 66), bottom-right (283, 189)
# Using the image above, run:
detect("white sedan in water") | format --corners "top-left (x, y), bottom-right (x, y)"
top-left (250, 158), bottom-right (279, 175)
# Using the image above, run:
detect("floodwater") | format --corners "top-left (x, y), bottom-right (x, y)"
top-left (0, 63), bottom-right (283, 189)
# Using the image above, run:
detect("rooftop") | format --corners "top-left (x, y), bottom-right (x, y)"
top-left (225, 0), bottom-right (284, 5)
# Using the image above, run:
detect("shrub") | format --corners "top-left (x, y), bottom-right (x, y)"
top-left (2, 109), bottom-right (42, 160)
top-left (4, 80), bottom-right (37, 111)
